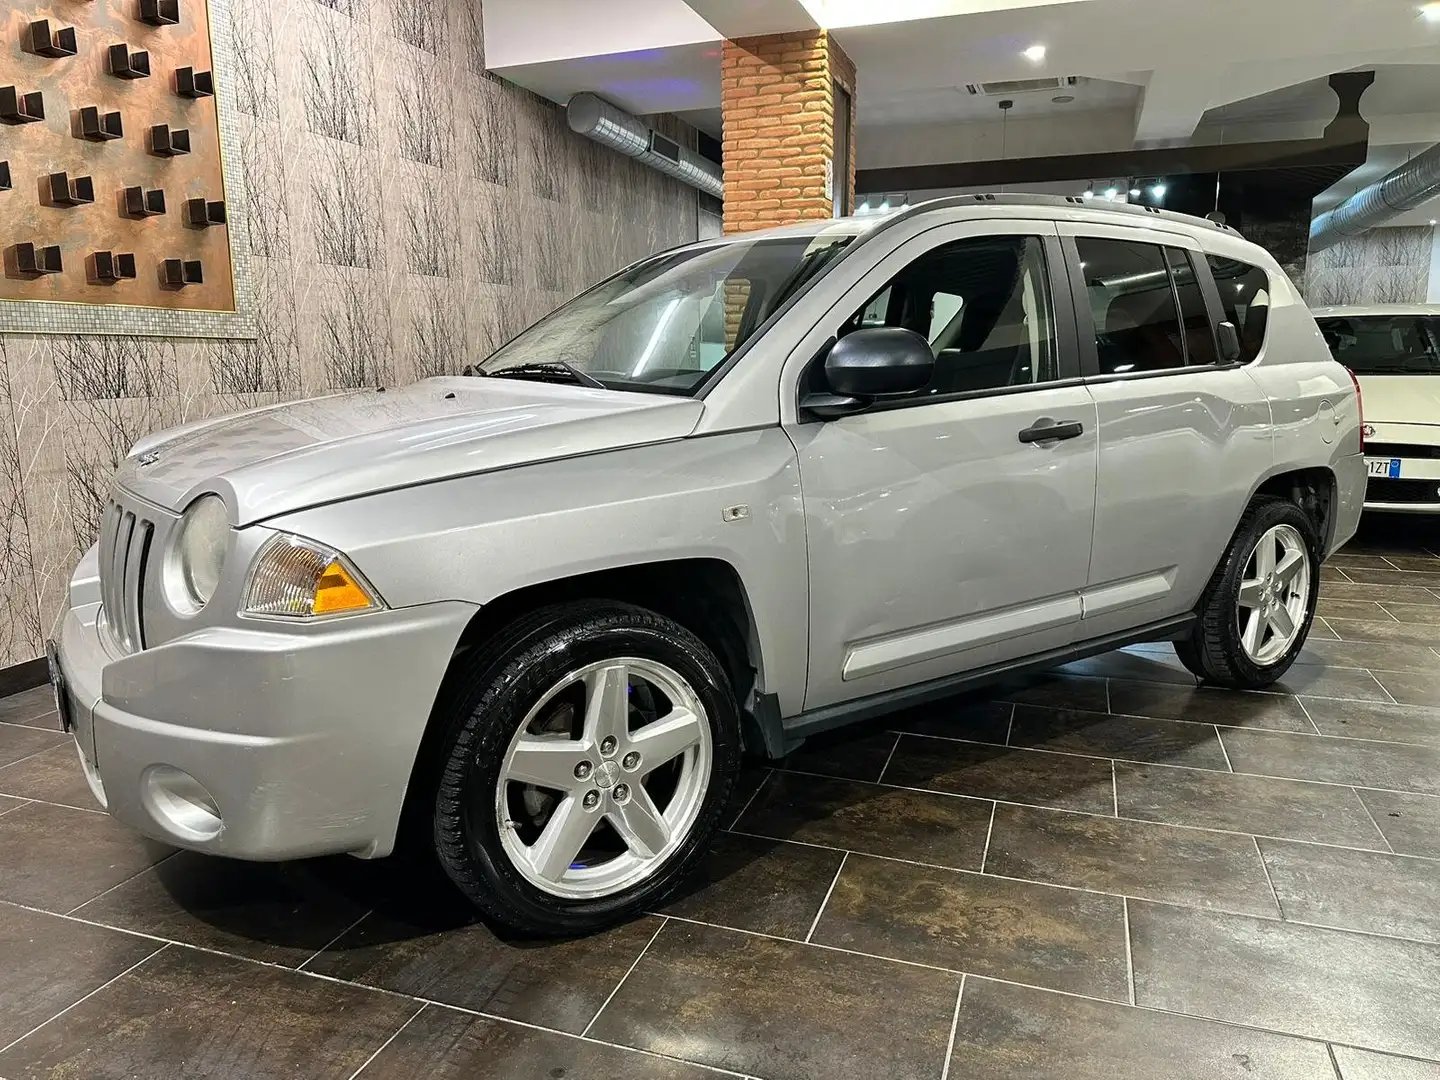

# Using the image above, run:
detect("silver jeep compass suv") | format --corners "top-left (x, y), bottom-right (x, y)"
top-left (51, 195), bottom-right (1364, 935)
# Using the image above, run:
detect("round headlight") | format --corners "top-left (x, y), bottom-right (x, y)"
top-left (169, 495), bottom-right (229, 610)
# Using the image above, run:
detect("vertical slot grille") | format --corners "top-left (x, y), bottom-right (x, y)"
top-left (97, 500), bottom-right (154, 652)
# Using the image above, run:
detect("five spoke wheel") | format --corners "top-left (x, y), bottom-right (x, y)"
top-left (496, 657), bottom-right (712, 900)
top-left (1235, 523), bottom-right (1311, 665)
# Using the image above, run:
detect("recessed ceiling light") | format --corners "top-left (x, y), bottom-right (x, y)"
top-left (1130, 187), bottom-right (1142, 197)
top-left (1105, 187), bottom-right (1118, 200)
top-left (1431, 218), bottom-right (1438, 226)
top-left (1023, 44), bottom-right (1046, 62)
top-left (1152, 183), bottom-right (1167, 199)
top-left (1421, 3), bottom-right (1440, 21)
top-left (1052, 94), bottom-right (1075, 104)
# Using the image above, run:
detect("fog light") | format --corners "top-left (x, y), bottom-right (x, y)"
top-left (141, 765), bottom-right (222, 842)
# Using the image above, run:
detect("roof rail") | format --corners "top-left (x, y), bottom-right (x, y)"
top-left (867, 192), bottom-right (1236, 234)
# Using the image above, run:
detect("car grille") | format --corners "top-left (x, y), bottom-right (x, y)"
top-left (1366, 442), bottom-right (1440, 460)
top-left (98, 500), bottom-right (154, 653)
top-left (1367, 477), bottom-right (1440, 505)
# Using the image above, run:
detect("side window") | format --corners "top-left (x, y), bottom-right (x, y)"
top-left (1206, 255), bottom-right (1270, 363)
top-left (1166, 248), bottom-right (1218, 366)
top-left (843, 235), bottom-right (1058, 396)
top-left (1075, 237), bottom-right (1185, 374)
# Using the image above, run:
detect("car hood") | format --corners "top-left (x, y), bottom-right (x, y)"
top-left (115, 378), bottom-right (705, 525)
top-left (1356, 374), bottom-right (1440, 428)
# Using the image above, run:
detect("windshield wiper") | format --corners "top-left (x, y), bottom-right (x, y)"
top-left (479, 361), bottom-right (606, 389)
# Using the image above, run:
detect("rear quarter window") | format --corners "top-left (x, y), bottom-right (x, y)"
top-left (1205, 256), bottom-right (1271, 363)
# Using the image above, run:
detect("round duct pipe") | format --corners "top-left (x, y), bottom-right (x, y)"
top-left (1310, 142), bottom-right (1440, 253)
top-left (566, 92), bottom-right (723, 201)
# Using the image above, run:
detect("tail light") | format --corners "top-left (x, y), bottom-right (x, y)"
top-left (1346, 367), bottom-right (1364, 451)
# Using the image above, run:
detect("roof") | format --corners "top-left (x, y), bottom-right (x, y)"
top-left (1312, 305), bottom-right (1440, 318)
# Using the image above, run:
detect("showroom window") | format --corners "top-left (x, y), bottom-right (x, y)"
top-left (1206, 255), bottom-right (1271, 363)
top-left (1075, 237), bottom-right (1186, 374)
top-left (840, 235), bottom-right (1058, 395)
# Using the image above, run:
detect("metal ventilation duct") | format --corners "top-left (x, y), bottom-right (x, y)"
top-left (1310, 142), bottom-right (1440, 252)
top-left (566, 93), bottom-right (723, 201)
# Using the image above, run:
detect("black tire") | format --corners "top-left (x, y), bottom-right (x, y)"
top-left (428, 600), bottom-right (741, 937)
top-left (1174, 496), bottom-right (1320, 689)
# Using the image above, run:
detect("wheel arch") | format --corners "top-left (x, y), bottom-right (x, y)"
top-left (1250, 465), bottom-right (1338, 555)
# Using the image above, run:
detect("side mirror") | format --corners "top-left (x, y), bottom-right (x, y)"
top-left (1216, 320), bottom-right (1242, 363)
top-left (825, 327), bottom-right (935, 397)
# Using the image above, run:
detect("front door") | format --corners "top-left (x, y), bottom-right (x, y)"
top-left (789, 221), bottom-right (1099, 711)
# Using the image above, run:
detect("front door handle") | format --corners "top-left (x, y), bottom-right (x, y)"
top-left (1018, 418), bottom-right (1085, 444)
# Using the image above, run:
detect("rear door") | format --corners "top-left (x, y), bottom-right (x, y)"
top-left (1060, 222), bottom-right (1273, 639)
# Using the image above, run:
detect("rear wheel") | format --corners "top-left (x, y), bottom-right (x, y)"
top-left (430, 601), bottom-right (740, 936)
top-left (1175, 497), bottom-right (1319, 689)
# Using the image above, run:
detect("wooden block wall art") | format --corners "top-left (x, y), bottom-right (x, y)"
top-left (0, 0), bottom-right (235, 313)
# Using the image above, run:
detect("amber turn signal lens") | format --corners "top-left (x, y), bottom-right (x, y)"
top-left (312, 560), bottom-right (373, 615)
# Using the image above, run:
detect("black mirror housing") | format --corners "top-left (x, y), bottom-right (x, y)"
top-left (825, 327), bottom-right (935, 398)
top-left (1216, 320), bottom-right (1242, 363)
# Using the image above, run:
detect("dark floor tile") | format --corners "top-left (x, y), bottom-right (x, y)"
top-left (587, 919), bottom-right (960, 1080)
top-left (1266, 664), bottom-right (1391, 702)
top-left (1340, 567), bottom-right (1440, 588)
top-left (1009, 705), bottom-right (1229, 769)
top-left (885, 697), bottom-right (1012, 744)
top-left (1371, 668), bottom-right (1440, 708)
top-left (1310, 617), bottom-right (1342, 640)
top-left (0, 801), bottom-right (174, 912)
top-left (812, 853), bottom-right (1128, 1000)
top-left (1295, 637), bottom-right (1438, 674)
top-left (0, 902), bottom-right (162, 1048)
top-left (1323, 618), bottom-right (1440, 648)
top-left (1329, 554), bottom-right (1405, 570)
top-left (723, 762), bottom-right (770, 826)
top-left (1115, 761), bottom-right (1386, 849)
top-left (986, 803), bottom-right (1278, 917)
top-left (0, 742), bottom-right (98, 808)
top-left (1382, 556), bottom-right (1440, 573)
top-left (1058, 648), bottom-right (1199, 685)
top-left (882, 734), bottom-right (1115, 814)
top-left (0, 688), bottom-right (56, 727)
top-left (354, 1006), bottom-right (720, 1080)
top-left (661, 831), bottom-right (844, 938)
top-left (781, 728), bottom-right (899, 783)
top-left (994, 673), bottom-right (1110, 712)
top-left (736, 770), bottom-right (992, 870)
top-left (1357, 788), bottom-right (1440, 859)
top-left (1107, 680), bottom-right (1315, 733)
top-left (1129, 901), bottom-right (1440, 1061)
top-left (1331, 1046), bottom-right (1440, 1080)
top-left (1301, 697), bottom-right (1440, 749)
top-left (1316, 598), bottom-right (1392, 621)
top-left (1319, 582), bottom-right (1440, 605)
top-left (71, 851), bottom-right (374, 967)
top-left (948, 975), bottom-right (1337, 1080)
top-left (307, 907), bottom-right (662, 1035)
top-left (0, 792), bottom-right (25, 816)
top-left (0, 945), bottom-right (417, 1080)
top-left (1259, 839), bottom-right (1440, 943)
top-left (1220, 727), bottom-right (1440, 795)
top-left (1380, 601), bottom-right (1440, 624)
top-left (0, 722), bottom-right (63, 769)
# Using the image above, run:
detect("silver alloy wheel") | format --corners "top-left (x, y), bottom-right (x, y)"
top-left (1235, 523), bottom-right (1311, 665)
top-left (495, 656), bottom-right (712, 900)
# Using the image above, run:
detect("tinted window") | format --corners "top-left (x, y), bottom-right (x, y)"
top-left (1076, 238), bottom-right (1185, 374)
top-left (1317, 315), bottom-right (1440, 375)
top-left (842, 235), bottom-right (1058, 396)
top-left (1206, 256), bottom-right (1270, 363)
top-left (1167, 248), bottom-right (1218, 366)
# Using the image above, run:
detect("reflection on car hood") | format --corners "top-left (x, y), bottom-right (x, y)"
top-left (115, 378), bottom-right (705, 525)
top-left (1356, 374), bottom-right (1440, 429)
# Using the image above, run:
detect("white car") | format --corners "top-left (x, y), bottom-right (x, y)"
top-left (1314, 304), bottom-right (1440, 513)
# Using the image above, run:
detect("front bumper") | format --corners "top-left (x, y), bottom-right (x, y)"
top-left (52, 547), bottom-right (476, 860)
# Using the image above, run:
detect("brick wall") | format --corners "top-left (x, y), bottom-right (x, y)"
top-left (720, 30), bottom-right (857, 234)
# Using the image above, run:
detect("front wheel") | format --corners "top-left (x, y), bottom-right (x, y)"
top-left (1175, 497), bottom-right (1319, 689)
top-left (430, 601), bottom-right (741, 936)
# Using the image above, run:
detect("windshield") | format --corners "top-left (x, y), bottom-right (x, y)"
top-left (1317, 315), bottom-right (1440, 375)
top-left (479, 231), bottom-right (858, 395)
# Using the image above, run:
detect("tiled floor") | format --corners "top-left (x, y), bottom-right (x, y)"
top-left (3, 522), bottom-right (1440, 1079)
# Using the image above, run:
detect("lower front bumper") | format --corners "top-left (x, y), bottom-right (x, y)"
top-left (53, 586), bottom-right (476, 861)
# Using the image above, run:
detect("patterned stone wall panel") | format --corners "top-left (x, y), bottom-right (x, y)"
top-left (0, 338), bottom-right (44, 666)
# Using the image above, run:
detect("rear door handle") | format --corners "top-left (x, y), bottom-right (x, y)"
top-left (1018, 418), bottom-right (1085, 444)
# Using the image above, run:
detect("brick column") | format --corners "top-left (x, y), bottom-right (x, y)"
top-left (721, 30), bottom-right (857, 234)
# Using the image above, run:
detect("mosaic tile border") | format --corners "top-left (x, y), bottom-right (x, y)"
top-left (0, 0), bottom-right (257, 339)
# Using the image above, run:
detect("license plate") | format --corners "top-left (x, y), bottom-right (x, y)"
top-left (45, 640), bottom-right (73, 734)
top-left (1366, 457), bottom-right (1401, 479)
